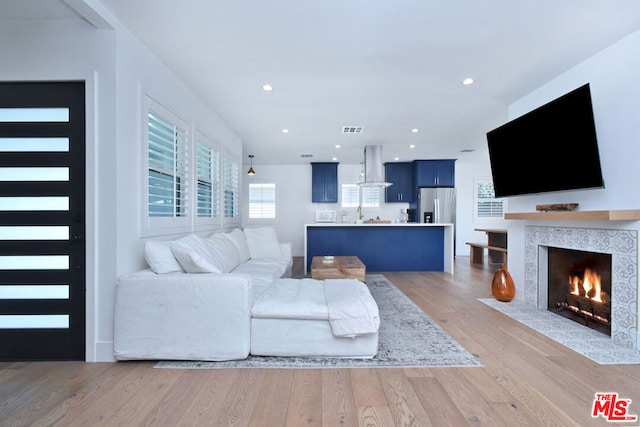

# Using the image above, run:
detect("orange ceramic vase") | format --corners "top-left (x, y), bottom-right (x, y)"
top-left (492, 263), bottom-right (515, 302)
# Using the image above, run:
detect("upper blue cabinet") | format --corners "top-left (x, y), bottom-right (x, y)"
top-left (384, 162), bottom-right (414, 203)
top-left (414, 160), bottom-right (456, 187)
top-left (311, 162), bottom-right (338, 203)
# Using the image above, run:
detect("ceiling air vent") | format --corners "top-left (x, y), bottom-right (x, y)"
top-left (342, 126), bottom-right (364, 134)
top-left (300, 154), bottom-right (313, 158)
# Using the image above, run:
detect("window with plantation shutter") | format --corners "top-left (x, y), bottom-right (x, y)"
top-left (147, 110), bottom-right (188, 218)
top-left (248, 182), bottom-right (276, 220)
top-left (361, 186), bottom-right (380, 207)
top-left (223, 153), bottom-right (239, 221)
top-left (475, 178), bottom-right (505, 220)
top-left (143, 98), bottom-right (190, 236)
top-left (196, 133), bottom-right (220, 224)
top-left (341, 184), bottom-right (359, 207)
top-left (341, 184), bottom-right (379, 208)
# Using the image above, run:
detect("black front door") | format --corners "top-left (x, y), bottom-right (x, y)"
top-left (0, 81), bottom-right (86, 360)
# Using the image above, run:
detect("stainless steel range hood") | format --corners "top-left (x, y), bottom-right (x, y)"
top-left (358, 145), bottom-right (392, 188)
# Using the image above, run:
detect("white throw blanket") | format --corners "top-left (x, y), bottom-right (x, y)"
top-left (323, 279), bottom-right (380, 337)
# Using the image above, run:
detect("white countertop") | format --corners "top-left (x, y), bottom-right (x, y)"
top-left (306, 222), bottom-right (453, 227)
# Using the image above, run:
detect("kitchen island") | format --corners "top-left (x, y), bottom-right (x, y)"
top-left (305, 223), bottom-right (454, 274)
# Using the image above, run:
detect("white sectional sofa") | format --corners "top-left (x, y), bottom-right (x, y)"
top-left (114, 227), bottom-right (379, 362)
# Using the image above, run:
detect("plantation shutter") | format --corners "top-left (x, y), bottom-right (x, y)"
top-left (341, 184), bottom-right (359, 207)
top-left (342, 184), bottom-right (380, 208)
top-left (148, 112), bottom-right (188, 218)
top-left (249, 183), bottom-right (276, 219)
top-left (361, 187), bottom-right (380, 207)
top-left (223, 156), bottom-right (239, 218)
top-left (477, 181), bottom-right (503, 218)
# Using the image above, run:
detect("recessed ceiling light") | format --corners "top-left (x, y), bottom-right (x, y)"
top-left (335, 144), bottom-right (341, 149)
top-left (409, 144), bottom-right (416, 149)
top-left (462, 78), bottom-right (474, 86)
top-left (411, 128), bottom-right (419, 133)
top-left (262, 84), bottom-right (273, 91)
top-left (281, 128), bottom-right (289, 133)
top-left (394, 157), bottom-right (400, 161)
top-left (332, 157), bottom-right (338, 161)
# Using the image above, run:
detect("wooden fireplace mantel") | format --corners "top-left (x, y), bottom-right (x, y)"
top-left (505, 209), bottom-right (640, 221)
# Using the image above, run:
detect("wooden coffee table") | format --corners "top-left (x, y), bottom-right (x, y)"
top-left (310, 256), bottom-right (366, 282)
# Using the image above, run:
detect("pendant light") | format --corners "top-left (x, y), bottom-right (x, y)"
top-left (247, 154), bottom-right (256, 176)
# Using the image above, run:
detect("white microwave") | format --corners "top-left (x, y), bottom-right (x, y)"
top-left (315, 210), bottom-right (337, 223)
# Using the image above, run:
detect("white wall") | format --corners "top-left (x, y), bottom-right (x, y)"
top-left (455, 153), bottom-right (509, 252)
top-left (0, 11), bottom-right (244, 361)
top-left (0, 18), bottom-right (117, 361)
top-left (112, 17), bottom-right (243, 363)
top-left (114, 22), bottom-right (243, 275)
top-left (503, 29), bottom-right (640, 301)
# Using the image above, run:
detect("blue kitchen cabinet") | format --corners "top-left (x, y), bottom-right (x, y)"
top-left (414, 160), bottom-right (455, 187)
top-left (306, 225), bottom-right (445, 272)
top-left (385, 162), bottom-right (414, 202)
top-left (311, 162), bottom-right (338, 203)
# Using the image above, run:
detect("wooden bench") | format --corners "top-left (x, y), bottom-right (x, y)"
top-left (466, 242), bottom-right (508, 266)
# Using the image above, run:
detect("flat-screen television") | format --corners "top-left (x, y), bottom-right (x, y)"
top-left (487, 83), bottom-right (604, 198)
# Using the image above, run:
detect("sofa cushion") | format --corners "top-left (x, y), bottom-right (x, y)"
top-left (171, 234), bottom-right (221, 273)
top-left (223, 229), bottom-right (251, 262)
top-left (206, 233), bottom-right (242, 273)
top-left (144, 240), bottom-right (184, 274)
top-left (232, 258), bottom-right (289, 282)
top-left (244, 227), bottom-right (281, 259)
top-left (251, 278), bottom-right (329, 320)
top-left (232, 258), bottom-right (289, 301)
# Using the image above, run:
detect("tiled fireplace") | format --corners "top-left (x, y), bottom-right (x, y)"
top-left (524, 226), bottom-right (638, 350)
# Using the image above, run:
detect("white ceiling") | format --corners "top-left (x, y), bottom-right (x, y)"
top-left (4, 0), bottom-right (640, 165)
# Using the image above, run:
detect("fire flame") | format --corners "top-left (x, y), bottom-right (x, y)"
top-left (569, 268), bottom-right (602, 302)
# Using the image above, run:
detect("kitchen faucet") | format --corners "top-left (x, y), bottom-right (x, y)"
top-left (357, 205), bottom-right (363, 220)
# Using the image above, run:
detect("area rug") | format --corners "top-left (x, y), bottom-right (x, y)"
top-left (479, 298), bottom-right (640, 365)
top-left (155, 274), bottom-right (481, 369)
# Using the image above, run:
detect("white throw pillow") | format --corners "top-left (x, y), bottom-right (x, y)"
top-left (206, 233), bottom-right (242, 273)
top-left (144, 240), bottom-right (184, 274)
top-left (171, 234), bottom-right (221, 273)
top-left (223, 228), bottom-right (251, 262)
top-left (243, 227), bottom-right (282, 259)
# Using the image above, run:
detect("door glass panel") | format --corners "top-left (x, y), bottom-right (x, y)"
top-left (0, 315), bottom-right (69, 329)
top-left (0, 167), bottom-right (69, 181)
top-left (0, 138), bottom-right (69, 152)
top-left (0, 108), bottom-right (69, 122)
top-left (0, 197), bottom-right (69, 211)
top-left (0, 285), bottom-right (69, 299)
top-left (0, 226), bottom-right (69, 240)
top-left (0, 255), bottom-right (69, 270)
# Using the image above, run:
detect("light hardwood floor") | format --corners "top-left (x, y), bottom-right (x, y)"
top-left (2, 258), bottom-right (640, 426)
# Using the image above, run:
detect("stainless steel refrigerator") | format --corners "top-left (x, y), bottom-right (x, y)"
top-left (419, 187), bottom-right (456, 224)
top-left (419, 187), bottom-right (457, 255)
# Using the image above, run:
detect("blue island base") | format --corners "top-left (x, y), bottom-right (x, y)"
top-left (306, 225), bottom-right (447, 272)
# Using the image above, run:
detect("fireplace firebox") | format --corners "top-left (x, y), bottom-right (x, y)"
top-left (547, 247), bottom-right (612, 336)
